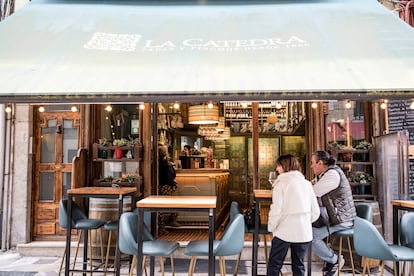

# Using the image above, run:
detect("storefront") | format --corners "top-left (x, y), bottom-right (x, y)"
top-left (1, 0), bottom-right (414, 248)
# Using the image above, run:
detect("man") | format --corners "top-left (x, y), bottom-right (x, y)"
top-left (310, 150), bottom-right (356, 276)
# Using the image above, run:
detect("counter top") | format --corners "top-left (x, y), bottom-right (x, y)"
top-left (176, 169), bottom-right (229, 173)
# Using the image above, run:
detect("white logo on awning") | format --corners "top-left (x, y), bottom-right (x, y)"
top-left (84, 33), bottom-right (141, 51)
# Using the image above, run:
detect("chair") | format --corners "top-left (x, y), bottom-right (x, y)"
top-left (332, 203), bottom-right (373, 276)
top-left (58, 199), bottom-right (106, 275)
top-left (353, 217), bottom-right (414, 276)
top-left (184, 213), bottom-right (245, 276)
top-left (118, 211), bottom-right (179, 276)
top-left (399, 212), bottom-right (414, 274)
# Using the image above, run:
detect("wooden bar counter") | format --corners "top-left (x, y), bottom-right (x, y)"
top-left (175, 169), bottom-right (229, 226)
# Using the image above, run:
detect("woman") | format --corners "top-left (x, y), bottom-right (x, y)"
top-left (267, 154), bottom-right (320, 276)
top-left (158, 144), bottom-right (180, 234)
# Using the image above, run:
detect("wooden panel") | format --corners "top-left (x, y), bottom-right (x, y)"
top-left (37, 223), bottom-right (56, 235)
top-left (37, 208), bottom-right (56, 220)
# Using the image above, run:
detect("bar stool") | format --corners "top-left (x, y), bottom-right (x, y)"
top-left (58, 199), bottom-right (106, 275)
top-left (103, 220), bottom-right (119, 274)
top-left (332, 203), bottom-right (373, 276)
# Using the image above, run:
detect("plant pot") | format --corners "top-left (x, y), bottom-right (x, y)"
top-left (358, 185), bottom-right (366, 195)
top-left (115, 147), bottom-right (123, 159)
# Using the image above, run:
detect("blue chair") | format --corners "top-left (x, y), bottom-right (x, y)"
top-left (184, 213), bottom-right (245, 276)
top-left (353, 217), bottom-right (414, 275)
top-left (399, 212), bottom-right (414, 275)
top-left (118, 211), bottom-right (179, 276)
top-left (58, 199), bottom-right (106, 274)
top-left (332, 203), bottom-right (373, 276)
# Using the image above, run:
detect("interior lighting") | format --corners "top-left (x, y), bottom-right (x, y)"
top-left (188, 104), bottom-right (219, 124)
top-left (410, 101), bottom-right (414, 110)
top-left (311, 102), bottom-right (318, 109)
top-left (139, 104), bottom-right (145, 110)
top-left (38, 106), bottom-right (45, 113)
top-left (275, 102), bottom-right (282, 109)
top-left (207, 102), bottom-right (214, 109)
top-left (345, 100), bottom-right (352, 109)
top-left (173, 103), bottom-right (180, 109)
top-left (71, 105), bottom-right (78, 112)
top-left (380, 102), bottom-right (387, 110)
top-left (104, 105), bottom-right (112, 112)
top-left (5, 105), bottom-right (12, 113)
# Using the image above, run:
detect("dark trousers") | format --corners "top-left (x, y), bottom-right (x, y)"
top-left (267, 236), bottom-right (309, 276)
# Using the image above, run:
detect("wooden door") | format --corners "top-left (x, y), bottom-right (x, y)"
top-left (33, 108), bottom-right (81, 240)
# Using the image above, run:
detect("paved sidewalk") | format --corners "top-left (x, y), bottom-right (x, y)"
top-left (0, 249), bottom-right (393, 276)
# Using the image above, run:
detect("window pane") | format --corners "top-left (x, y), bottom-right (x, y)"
top-left (62, 172), bottom-right (72, 200)
top-left (40, 172), bottom-right (55, 201)
top-left (63, 119), bottom-right (78, 164)
top-left (40, 120), bottom-right (56, 163)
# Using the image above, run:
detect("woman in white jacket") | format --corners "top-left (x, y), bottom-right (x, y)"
top-left (267, 154), bottom-right (320, 276)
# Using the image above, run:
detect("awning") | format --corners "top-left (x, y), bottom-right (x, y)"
top-left (1, 0), bottom-right (414, 103)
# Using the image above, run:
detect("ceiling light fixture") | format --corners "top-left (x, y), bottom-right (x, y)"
top-left (188, 104), bottom-right (219, 125)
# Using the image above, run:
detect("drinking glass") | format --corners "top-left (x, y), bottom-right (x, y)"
top-left (269, 171), bottom-right (277, 185)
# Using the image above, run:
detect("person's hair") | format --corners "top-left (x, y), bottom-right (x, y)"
top-left (313, 150), bottom-right (336, 166)
top-left (276, 154), bottom-right (301, 172)
top-left (158, 144), bottom-right (168, 158)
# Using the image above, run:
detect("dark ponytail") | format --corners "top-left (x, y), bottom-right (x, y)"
top-left (313, 150), bottom-right (336, 166)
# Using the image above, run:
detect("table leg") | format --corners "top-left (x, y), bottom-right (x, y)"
top-left (208, 208), bottom-right (216, 276)
top-left (83, 226), bottom-right (88, 276)
top-left (252, 199), bottom-right (259, 276)
top-left (136, 208), bottom-right (144, 276)
top-left (115, 196), bottom-right (123, 276)
top-left (393, 205), bottom-right (399, 275)
top-left (65, 198), bottom-right (73, 276)
top-left (307, 242), bottom-right (312, 276)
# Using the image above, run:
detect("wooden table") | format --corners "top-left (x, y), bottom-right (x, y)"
top-left (252, 189), bottom-right (312, 276)
top-left (64, 186), bottom-right (137, 276)
top-left (136, 195), bottom-right (217, 276)
top-left (391, 200), bottom-right (414, 275)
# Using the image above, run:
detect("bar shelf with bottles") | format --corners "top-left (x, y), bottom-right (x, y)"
top-left (223, 101), bottom-right (305, 134)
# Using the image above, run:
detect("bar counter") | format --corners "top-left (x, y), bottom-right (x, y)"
top-left (175, 169), bottom-right (229, 226)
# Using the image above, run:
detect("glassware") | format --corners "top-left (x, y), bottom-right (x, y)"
top-left (269, 171), bottom-right (277, 185)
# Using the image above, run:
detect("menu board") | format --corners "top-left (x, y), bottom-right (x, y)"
top-left (388, 100), bottom-right (414, 144)
top-left (388, 100), bottom-right (414, 198)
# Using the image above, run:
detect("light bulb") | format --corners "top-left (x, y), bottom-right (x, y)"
top-left (139, 104), bottom-right (145, 110)
top-left (345, 101), bottom-right (352, 109)
top-left (311, 102), bottom-right (318, 109)
top-left (38, 106), bottom-right (45, 113)
top-left (104, 105), bottom-right (112, 112)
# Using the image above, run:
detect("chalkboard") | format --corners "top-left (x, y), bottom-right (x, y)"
top-left (388, 100), bottom-right (414, 144)
top-left (388, 100), bottom-right (414, 198)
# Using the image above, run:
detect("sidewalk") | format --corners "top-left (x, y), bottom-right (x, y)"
top-left (0, 248), bottom-right (393, 276)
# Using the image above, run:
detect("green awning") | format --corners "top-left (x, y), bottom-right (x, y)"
top-left (1, 0), bottom-right (414, 103)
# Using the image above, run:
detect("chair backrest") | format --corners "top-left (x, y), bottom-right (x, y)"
top-left (400, 212), bottom-right (414, 248)
top-left (215, 213), bottom-right (245, 256)
top-left (355, 203), bottom-right (373, 222)
top-left (230, 201), bottom-right (242, 223)
top-left (353, 217), bottom-right (396, 261)
top-left (59, 199), bottom-right (88, 229)
top-left (118, 211), bottom-right (154, 256)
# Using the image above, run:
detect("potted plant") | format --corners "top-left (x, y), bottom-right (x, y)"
top-left (349, 171), bottom-right (373, 194)
top-left (112, 138), bottom-right (127, 159)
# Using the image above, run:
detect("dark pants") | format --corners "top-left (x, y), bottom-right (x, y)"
top-left (267, 236), bottom-right (309, 276)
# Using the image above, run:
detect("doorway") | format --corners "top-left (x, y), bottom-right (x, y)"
top-left (32, 105), bottom-right (81, 240)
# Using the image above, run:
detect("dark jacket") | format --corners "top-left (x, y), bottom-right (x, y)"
top-left (159, 157), bottom-right (177, 187)
top-left (321, 165), bottom-right (356, 226)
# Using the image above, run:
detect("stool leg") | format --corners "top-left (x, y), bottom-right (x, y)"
top-left (72, 230), bottom-right (83, 275)
top-left (188, 256), bottom-right (197, 276)
top-left (338, 237), bottom-right (343, 276)
top-left (263, 234), bottom-right (269, 268)
top-left (170, 255), bottom-right (175, 276)
top-left (219, 256), bottom-right (225, 276)
top-left (160, 256), bottom-right (165, 276)
top-left (104, 230), bottom-right (112, 275)
top-left (346, 237), bottom-right (355, 276)
top-left (129, 255), bottom-right (136, 276)
top-left (233, 252), bottom-right (242, 276)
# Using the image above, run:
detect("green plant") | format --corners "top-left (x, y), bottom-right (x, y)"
top-left (355, 140), bottom-right (372, 150)
top-left (348, 171), bottom-right (373, 185)
top-left (112, 138), bottom-right (127, 146)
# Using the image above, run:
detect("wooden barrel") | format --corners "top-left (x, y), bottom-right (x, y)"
top-left (332, 200), bottom-right (381, 271)
top-left (89, 197), bottom-right (132, 258)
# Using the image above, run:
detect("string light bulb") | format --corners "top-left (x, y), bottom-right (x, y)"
top-left (139, 104), bottom-right (145, 110)
top-left (345, 100), bottom-right (352, 109)
top-left (71, 106), bottom-right (78, 112)
top-left (311, 102), bottom-right (318, 109)
top-left (173, 103), bottom-right (180, 109)
top-left (380, 102), bottom-right (387, 110)
top-left (5, 105), bottom-right (12, 113)
top-left (410, 101), bottom-right (414, 110)
top-left (207, 102), bottom-right (214, 109)
top-left (104, 105), bottom-right (112, 112)
top-left (38, 106), bottom-right (45, 113)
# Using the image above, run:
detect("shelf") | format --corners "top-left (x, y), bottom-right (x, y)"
top-left (92, 143), bottom-right (142, 161)
top-left (337, 161), bottom-right (374, 165)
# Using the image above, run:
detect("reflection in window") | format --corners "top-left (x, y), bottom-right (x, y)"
top-left (62, 172), bottom-right (72, 200)
top-left (63, 120), bottom-right (78, 164)
top-left (40, 172), bottom-right (55, 201)
top-left (40, 120), bottom-right (56, 163)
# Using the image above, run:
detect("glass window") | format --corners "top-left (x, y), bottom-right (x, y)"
top-left (63, 119), bottom-right (78, 164)
top-left (40, 120), bottom-right (56, 163)
top-left (39, 172), bottom-right (55, 201)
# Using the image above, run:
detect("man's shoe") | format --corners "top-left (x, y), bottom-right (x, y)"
top-left (323, 255), bottom-right (345, 276)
